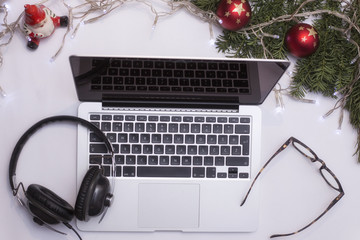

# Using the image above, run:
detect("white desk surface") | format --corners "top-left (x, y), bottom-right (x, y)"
top-left (1, 1), bottom-right (359, 240)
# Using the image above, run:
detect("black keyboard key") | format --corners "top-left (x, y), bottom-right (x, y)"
top-left (185, 134), bottom-right (195, 144)
top-left (182, 156), bottom-right (192, 165)
top-left (199, 146), bottom-right (208, 155)
top-left (217, 172), bottom-right (227, 178)
top-left (229, 117), bottom-right (239, 123)
top-left (120, 144), bottom-right (130, 154)
top-left (169, 123), bottom-right (178, 132)
top-left (210, 146), bottom-right (220, 155)
top-left (206, 167), bottom-right (216, 178)
top-left (176, 145), bottom-right (186, 155)
top-left (154, 145), bottom-right (164, 154)
top-left (187, 145), bottom-right (197, 155)
top-left (123, 166), bottom-right (135, 177)
top-left (235, 125), bottom-right (250, 134)
top-left (90, 144), bottom-right (108, 153)
top-left (171, 116), bottom-right (181, 122)
top-left (174, 134), bottom-right (184, 144)
top-left (193, 167), bottom-right (205, 178)
top-left (89, 155), bottom-right (102, 164)
top-left (137, 166), bottom-right (191, 177)
top-left (180, 124), bottom-right (189, 133)
top-left (146, 123), bottom-right (156, 132)
top-left (106, 133), bottom-right (116, 142)
top-left (195, 117), bottom-right (205, 122)
top-left (202, 124), bottom-right (211, 133)
top-left (113, 122), bottom-right (122, 132)
top-left (115, 166), bottom-right (122, 177)
top-left (132, 144), bottom-right (141, 154)
top-left (171, 156), bottom-right (181, 165)
top-left (137, 156), bottom-right (147, 165)
top-left (124, 123), bottom-right (134, 132)
top-left (160, 156), bottom-right (170, 165)
top-left (115, 155), bottom-right (124, 164)
top-left (163, 134), bottom-right (172, 143)
top-left (101, 122), bottom-right (111, 131)
top-left (118, 133), bottom-right (128, 142)
top-left (196, 135), bottom-right (206, 144)
top-left (226, 157), bottom-right (249, 166)
top-left (218, 135), bottom-right (228, 144)
top-left (149, 116), bottom-right (159, 121)
top-left (215, 157), bottom-right (225, 166)
top-left (165, 145), bottom-right (175, 154)
top-left (90, 115), bottom-right (100, 120)
top-left (239, 172), bottom-right (249, 178)
top-left (103, 166), bottom-right (111, 177)
top-left (114, 115), bottom-right (124, 121)
top-left (126, 155), bottom-right (136, 164)
top-left (140, 134), bottom-right (150, 143)
top-left (232, 146), bottom-right (242, 155)
top-left (228, 167), bottom-right (238, 178)
top-left (90, 133), bottom-right (102, 142)
top-left (143, 145), bottom-right (153, 154)
top-left (148, 156), bottom-right (159, 165)
top-left (207, 135), bottom-right (217, 144)
top-left (241, 135), bottom-right (250, 155)
top-left (135, 123), bottom-right (145, 132)
top-left (221, 146), bottom-right (230, 155)
top-left (129, 134), bottom-right (139, 143)
top-left (224, 125), bottom-right (233, 133)
top-left (152, 134), bottom-right (161, 143)
top-left (206, 117), bottom-right (216, 122)
top-left (204, 157), bottom-right (213, 165)
top-left (193, 157), bottom-right (203, 165)
top-left (213, 124), bottom-right (222, 133)
top-left (183, 116), bottom-right (193, 122)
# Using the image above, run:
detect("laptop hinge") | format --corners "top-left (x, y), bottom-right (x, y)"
top-left (101, 95), bottom-right (239, 112)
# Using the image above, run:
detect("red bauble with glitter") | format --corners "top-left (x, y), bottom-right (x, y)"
top-left (216, 0), bottom-right (252, 31)
top-left (285, 23), bottom-right (320, 58)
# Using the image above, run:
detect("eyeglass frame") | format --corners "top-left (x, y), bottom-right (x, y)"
top-left (241, 137), bottom-right (344, 238)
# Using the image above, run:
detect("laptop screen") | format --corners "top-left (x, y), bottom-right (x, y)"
top-left (69, 56), bottom-right (290, 105)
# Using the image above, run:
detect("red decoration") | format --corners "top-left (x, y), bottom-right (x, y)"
top-left (285, 23), bottom-right (320, 58)
top-left (23, 4), bottom-right (69, 50)
top-left (216, 0), bottom-right (252, 31)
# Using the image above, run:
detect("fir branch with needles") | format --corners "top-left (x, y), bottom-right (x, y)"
top-left (195, 0), bottom-right (360, 161)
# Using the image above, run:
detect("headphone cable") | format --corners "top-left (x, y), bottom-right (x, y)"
top-left (63, 222), bottom-right (82, 240)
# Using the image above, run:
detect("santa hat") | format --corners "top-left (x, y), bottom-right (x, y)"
top-left (24, 4), bottom-right (46, 25)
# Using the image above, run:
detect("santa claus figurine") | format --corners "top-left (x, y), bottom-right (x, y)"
top-left (23, 4), bottom-right (68, 50)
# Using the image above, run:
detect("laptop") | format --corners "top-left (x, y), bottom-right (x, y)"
top-left (69, 55), bottom-right (290, 232)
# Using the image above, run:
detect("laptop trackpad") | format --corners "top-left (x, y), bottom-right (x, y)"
top-left (138, 183), bottom-right (200, 229)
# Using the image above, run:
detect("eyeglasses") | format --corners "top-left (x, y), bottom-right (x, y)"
top-left (241, 137), bottom-right (344, 238)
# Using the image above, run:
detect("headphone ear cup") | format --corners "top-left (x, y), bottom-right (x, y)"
top-left (25, 184), bottom-right (74, 224)
top-left (75, 167), bottom-right (111, 221)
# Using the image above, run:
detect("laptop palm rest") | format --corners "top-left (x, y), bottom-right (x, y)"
top-left (138, 183), bottom-right (200, 229)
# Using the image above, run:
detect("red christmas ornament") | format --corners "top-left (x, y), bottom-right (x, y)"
top-left (285, 23), bottom-right (320, 58)
top-left (216, 0), bottom-right (252, 31)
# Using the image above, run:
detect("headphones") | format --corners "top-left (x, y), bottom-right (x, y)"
top-left (8, 115), bottom-right (115, 238)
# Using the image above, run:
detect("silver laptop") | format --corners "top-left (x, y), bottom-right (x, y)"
top-left (69, 55), bottom-right (290, 232)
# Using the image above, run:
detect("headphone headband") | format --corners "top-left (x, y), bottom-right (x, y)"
top-left (9, 115), bottom-right (114, 192)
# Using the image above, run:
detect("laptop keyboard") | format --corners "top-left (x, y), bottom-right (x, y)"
top-left (89, 57), bottom-right (250, 94)
top-left (88, 113), bottom-right (251, 179)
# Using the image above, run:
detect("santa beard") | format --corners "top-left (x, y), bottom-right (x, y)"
top-left (28, 17), bottom-right (55, 38)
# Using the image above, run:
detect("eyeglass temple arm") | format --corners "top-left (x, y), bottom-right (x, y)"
top-left (240, 138), bottom-right (293, 206)
top-left (270, 192), bottom-right (344, 238)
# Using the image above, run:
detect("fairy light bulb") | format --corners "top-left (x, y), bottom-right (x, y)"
top-left (0, 85), bottom-right (6, 97)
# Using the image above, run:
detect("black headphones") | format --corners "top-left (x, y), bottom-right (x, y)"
top-left (8, 115), bottom-right (114, 238)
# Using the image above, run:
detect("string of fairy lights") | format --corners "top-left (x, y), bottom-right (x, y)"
top-left (0, 0), bottom-right (359, 135)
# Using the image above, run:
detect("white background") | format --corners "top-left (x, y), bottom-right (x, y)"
top-left (0, 1), bottom-right (359, 240)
